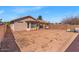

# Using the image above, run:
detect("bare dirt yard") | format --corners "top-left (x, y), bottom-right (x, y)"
top-left (12, 29), bottom-right (77, 52)
top-left (0, 25), bottom-right (78, 52)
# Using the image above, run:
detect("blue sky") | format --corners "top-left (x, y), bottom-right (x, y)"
top-left (0, 6), bottom-right (79, 23)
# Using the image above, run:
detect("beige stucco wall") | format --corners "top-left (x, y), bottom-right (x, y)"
top-left (10, 18), bottom-right (35, 31)
top-left (15, 22), bottom-right (27, 31)
top-left (10, 21), bottom-right (27, 31)
top-left (10, 24), bottom-right (15, 31)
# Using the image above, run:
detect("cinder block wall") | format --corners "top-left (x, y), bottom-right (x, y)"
top-left (49, 24), bottom-right (79, 30)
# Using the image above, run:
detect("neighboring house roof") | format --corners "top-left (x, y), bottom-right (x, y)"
top-left (10, 16), bottom-right (48, 24)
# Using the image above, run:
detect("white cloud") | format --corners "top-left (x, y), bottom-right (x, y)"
top-left (0, 10), bottom-right (4, 14)
top-left (13, 6), bottom-right (44, 14)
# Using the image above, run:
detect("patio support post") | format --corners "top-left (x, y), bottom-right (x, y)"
top-left (29, 22), bottom-right (31, 29)
top-left (37, 23), bottom-right (39, 29)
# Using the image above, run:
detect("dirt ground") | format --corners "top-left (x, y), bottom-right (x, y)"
top-left (0, 25), bottom-right (78, 52)
top-left (12, 29), bottom-right (77, 52)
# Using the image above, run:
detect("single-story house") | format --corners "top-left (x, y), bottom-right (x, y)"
top-left (10, 16), bottom-right (49, 31)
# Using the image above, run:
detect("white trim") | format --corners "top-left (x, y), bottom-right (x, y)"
top-left (29, 22), bottom-right (31, 29)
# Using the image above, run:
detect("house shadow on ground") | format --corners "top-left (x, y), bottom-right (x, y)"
top-left (65, 34), bottom-right (79, 52)
top-left (0, 25), bottom-right (21, 52)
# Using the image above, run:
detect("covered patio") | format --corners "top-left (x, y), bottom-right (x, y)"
top-left (25, 20), bottom-right (48, 31)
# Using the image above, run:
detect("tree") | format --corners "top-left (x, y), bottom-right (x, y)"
top-left (37, 16), bottom-right (42, 20)
top-left (61, 16), bottom-right (79, 25)
top-left (0, 19), bottom-right (2, 22)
